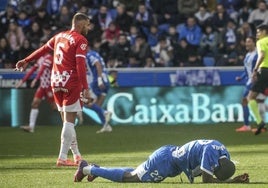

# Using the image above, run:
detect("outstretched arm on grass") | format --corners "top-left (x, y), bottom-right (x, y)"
top-left (202, 171), bottom-right (249, 183)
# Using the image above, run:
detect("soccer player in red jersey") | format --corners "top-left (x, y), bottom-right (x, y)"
top-left (16, 46), bottom-right (56, 133)
top-left (15, 13), bottom-right (92, 166)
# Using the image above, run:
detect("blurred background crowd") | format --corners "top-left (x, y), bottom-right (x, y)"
top-left (0, 0), bottom-right (266, 69)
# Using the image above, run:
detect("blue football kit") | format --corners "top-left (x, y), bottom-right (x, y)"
top-left (86, 50), bottom-right (110, 97)
top-left (133, 139), bottom-right (230, 183)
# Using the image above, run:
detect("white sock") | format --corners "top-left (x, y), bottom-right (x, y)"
top-left (29, 109), bottom-right (39, 129)
top-left (83, 166), bottom-right (92, 175)
top-left (258, 102), bottom-right (266, 122)
top-left (58, 122), bottom-right (75, 160)
top-left (70, 130), bottom-right (81, 157)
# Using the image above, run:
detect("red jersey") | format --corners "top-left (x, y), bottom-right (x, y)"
top-left (25, 30), bottom-right (89, 91)
top-left (36, 53), bottom-right (53, 88)
top-left (47, 30), bottom-right (88, 89)
top-left (22, 53), bottom-right (52, 88)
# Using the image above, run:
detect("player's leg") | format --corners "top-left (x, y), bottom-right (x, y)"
top-left (21, 88), bottom-right (43, 133)
top-left (248, 90), bottom-right (263, 123)
top-left (56, 88), bottom-right (82, 166)
top-left (74, 160), bottom-right (136, 182)
top-left (236, 84), bottom-right (251, 132)
top-left (96, 94), bottom-right (112, 126)
top-left (247, 72), bottom-right (268, 135)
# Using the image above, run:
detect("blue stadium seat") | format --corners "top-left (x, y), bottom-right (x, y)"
top-left (203, 57), bottom-right (215, 67)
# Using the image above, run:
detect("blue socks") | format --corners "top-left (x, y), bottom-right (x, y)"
top-left (91, 167), bottom-right (134, 182)
top-left (243, 105), bottom-right (250, 126)
top-left (86, 104), bottom-right (105, 124)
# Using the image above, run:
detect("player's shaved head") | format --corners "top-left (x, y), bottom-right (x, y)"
top-left (71, 12), bottom-right (91, 36)
top-left (214, 158), bottom-right (236, 181)
top-left (72, 12), bottom-right (90, 25)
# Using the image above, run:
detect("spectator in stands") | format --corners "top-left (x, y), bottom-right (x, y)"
top-left (221, 19), bottom-right (238, 49)
top-left (130, 34), bottom-right (152, 66)
top-left (199, 25), bottom-right (219, 58)
top-left (91, 38), bottom-right (110, 63)
top-left (18, 39), bottom-right (33, 60)
top-left (177, 0), bottom-right (200, 19)
top-left (92, 4), bottom-right (113, 32)
top-left (133, 2), bottom-right (154, 37)
top-left (150, 0), bottom-right (180, 34)
top-left (54, 5), bottom-right (73, 31)
top-left (6, 20), bottom-right (25, 52)
top-left (102, 21), bottom-right (121, 46)
top-left (178, 16), bottom-right (202, 50)
top-left (46, 0), bottom-right (67, 16)
top-left (40, 24), bottom-right (53, 42)
top-left (237, 3), bottom-right (252, 25)
top-left (194, 4), bottom-right (212, 30)
top-left (17, 10), bottom-right (31, 33)
top-left (144, 24), bottom-right (161, 47)
top-left (128, 24), bottom-right (140, 46)
top-left (144, 56), bottom-right (155, 68)
top-left (236, 22), bottom-right (253, 53)
top-left (184, 51), bottom-right (203, 67)
top-left (25, 21), bottom-right (43, 50)
top-left (114, 3), bottom-right (133, 33)
top-left (220, 0), bottom-right (244, 22)
top-left (109, 33), bottom-right (131, 67)
top-left (210, 4), bottom-right (230, 33)
top-left (0, 37), bottom-right (12, 68)
top-left (33, 7), bottom-right (54, 29)
top-left (173, 38), bottom-right (191, 67)
top-left (247, 0), bottom-right (268, 31)
top-left (151, 35), bottom-right (174, 67)
top-left (127, 53), bottom-right (140, 68)
top-left (165, 25), bottom-right (179, 48)
top-left (0, 4), bottom-right (17, 37)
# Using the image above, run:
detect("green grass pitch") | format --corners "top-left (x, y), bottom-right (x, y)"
top-left (0, 123), bottom-right (267, 188)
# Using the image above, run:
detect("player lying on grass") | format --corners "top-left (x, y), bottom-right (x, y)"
top-left (74, 139), bottom-right (249, 183)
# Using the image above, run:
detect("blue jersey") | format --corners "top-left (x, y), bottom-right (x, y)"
top-left (240, 50), bottom-right (257, 97)
top-left (86, 50), bottom-right (110, 96)
top-left (135, 140), bottom-right (230, 183)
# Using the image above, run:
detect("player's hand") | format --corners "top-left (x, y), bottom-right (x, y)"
top-left (252, 71), bottom-right (257, 82)
top-left (80, 89), bottom-right (93, 105)
top-left (235, 76), bottom-right (241, 81)
top-left (30, 79), bottom-right (37, 88)
top-left (15, 80), bottom-right (23, 88)
top-left (14, 59), bottom-right (27, 72)
top-left (233, 173), bottom-right (249, 183)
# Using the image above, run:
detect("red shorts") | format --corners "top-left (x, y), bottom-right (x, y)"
top-left (34, 87), bottom-right (54, 104)
top-left (52, 86), bottom-right (83, 112)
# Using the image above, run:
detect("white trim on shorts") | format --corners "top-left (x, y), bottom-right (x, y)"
top-left (56, 99), bottom-right (82, 112)
top-left (130, 164), bottom-right (146, 181)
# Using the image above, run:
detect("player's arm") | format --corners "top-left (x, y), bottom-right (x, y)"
top-left (95, 61), bottom-right (105, 89)
top-left (15, 40), bottom-right (53, 71)
top-left (254, 43), bottom-right (265, 72)
top-left (201, 171), bottom-right (249, 183)
top-left (15, 65), bottom-right (38, 88)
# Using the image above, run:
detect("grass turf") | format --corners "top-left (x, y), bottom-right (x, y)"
top-left (0, 123), bottom-right (267, 188)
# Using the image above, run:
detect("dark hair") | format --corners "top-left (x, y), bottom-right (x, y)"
top-left (214, 158), bottom-right (236, 181)
top-left (256, 24), bottom-right (268, 33)
top-left (246, 36), bottom-right (256, 43)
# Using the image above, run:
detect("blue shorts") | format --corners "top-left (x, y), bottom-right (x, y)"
top-left (90, 81), bottom-right (110, 98)
top-left (132, 145), bottom-right (182, 182)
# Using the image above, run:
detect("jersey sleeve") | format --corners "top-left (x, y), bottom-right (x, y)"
top-left (76, 38), bottom-right (89, 89)
top-left (200, 146), bottom-right (220, 176)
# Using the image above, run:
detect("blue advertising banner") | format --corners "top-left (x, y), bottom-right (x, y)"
top-left (0, 67), bottom-right (245, 88)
